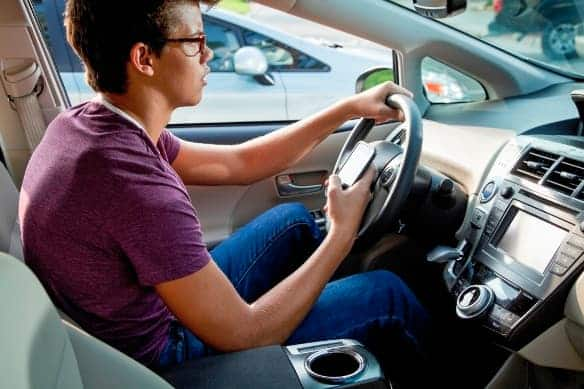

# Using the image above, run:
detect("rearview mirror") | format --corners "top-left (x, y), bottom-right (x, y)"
top-left (413, 0), bottom-right (466, 18)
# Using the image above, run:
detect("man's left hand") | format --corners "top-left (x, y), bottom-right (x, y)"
top-left (346, 81), bottom-right (413, 123)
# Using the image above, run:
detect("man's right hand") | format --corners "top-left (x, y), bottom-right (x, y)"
top-left (157, 167), bottom-right (378, 352)
top-left (325, 167), bottom-right (376, 239)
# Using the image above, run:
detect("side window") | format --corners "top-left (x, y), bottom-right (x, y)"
top-left (242, 30), bottom-right (329, 72)
top-left (30, 2), bottom-right (394, 124)
top-left (32, 0), bottom-right (87, 106)
top-left (421, 57), bottom-right (486, 104)
top-left (205, 20), bottom-right (241, 72)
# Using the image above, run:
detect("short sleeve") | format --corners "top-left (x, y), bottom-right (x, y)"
top-left (158, 129), bottom-right (181, 164)
top-left (107, 176), bottom-right (211, 286)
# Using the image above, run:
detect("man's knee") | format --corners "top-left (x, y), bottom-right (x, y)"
top-left (364, 270), bottom-right (412, 297)
top-left (270, 202), bottom-right (313, 225)
top-left (268, 203), bottom-right (321, 238)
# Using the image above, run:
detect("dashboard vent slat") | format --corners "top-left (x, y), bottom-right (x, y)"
top-left (544, 157), bottom-right (584, 197)
top-left (512, 148), bottom-right (559, 183)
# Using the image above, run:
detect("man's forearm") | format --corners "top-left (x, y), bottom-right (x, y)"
top-left (239, 227), bottom-right (355, 348)
top-left (236, 98), bottom-right (357, 184)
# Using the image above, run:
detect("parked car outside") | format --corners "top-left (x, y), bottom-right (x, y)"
top-left (488, 0), bottom-right (584, 60)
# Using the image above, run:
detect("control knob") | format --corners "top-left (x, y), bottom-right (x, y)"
top-left (456, 285), bottom-right (495, 320)
top-left (500, 186), bottom-right (514, 199)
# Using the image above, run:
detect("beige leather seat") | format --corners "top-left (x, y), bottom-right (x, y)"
top-left (0, 252), bottom-right (172, 388)
top-left (0, 163), bottom-right (172, 388)
top-left (0, 163), bottom-right (23, 260)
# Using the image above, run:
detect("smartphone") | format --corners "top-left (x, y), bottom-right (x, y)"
top-left (338, 141), bottom-right (375, 188)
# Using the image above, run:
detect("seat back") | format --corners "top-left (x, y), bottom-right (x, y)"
top-left (0, 252), bottom-right (83, 388)
top-left (0, 163), bottom-right (23, 259)
top-left (0, 252), bottom-right (172, 389)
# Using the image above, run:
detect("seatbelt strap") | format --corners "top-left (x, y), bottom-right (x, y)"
top-left (2, 60), bottom-right (46, 150)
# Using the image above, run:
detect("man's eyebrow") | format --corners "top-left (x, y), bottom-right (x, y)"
top-left (186, 31), bottom-right (204, 37)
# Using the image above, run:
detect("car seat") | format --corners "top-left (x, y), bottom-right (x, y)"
top-left (0, 252), bottom-right (172, 388)
top-left (0, 161), bottom-right (23, 260)
top-left (0, 161), bottom-right (172, 388)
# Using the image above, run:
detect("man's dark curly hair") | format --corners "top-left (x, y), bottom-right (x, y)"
top-left (64, 0), bottom-right (219, 94)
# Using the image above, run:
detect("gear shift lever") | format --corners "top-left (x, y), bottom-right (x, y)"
top-left (427, 240), bottom-right (469, 264)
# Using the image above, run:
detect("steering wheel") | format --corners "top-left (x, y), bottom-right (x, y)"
top-left (329, 94), bottom-right (423, 243)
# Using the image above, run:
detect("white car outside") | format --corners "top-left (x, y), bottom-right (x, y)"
top-left (55, 7), bottom-right (394, 124)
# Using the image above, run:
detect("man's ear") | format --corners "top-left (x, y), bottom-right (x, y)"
top-left (129, 43), bottom-right (155, 76)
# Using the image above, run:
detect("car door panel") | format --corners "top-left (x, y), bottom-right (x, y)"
top-left (172, 122), bottom-right (399, 246)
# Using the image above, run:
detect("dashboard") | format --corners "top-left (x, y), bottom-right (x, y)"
top-left (448, 134), bottom-right (584, 348)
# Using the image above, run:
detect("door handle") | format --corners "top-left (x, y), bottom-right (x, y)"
top-left (276, 174), bottom-right (323, 197)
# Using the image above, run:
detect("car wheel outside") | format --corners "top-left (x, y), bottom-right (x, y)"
top-left (542, 21), bottom-right (578, 60)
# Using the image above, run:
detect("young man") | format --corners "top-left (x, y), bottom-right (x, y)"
top-left (20, 0), bottom-right (428, 374)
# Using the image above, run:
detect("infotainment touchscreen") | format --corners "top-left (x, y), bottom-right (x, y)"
top-left (496, 210), bottom-right (568, 274)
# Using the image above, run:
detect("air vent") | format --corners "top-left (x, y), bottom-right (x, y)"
top-left (512, 148), bottom-right (559, 183)
top-left (544, 157), bottom-right (584, 198)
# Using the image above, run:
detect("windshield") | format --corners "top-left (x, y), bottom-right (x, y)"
top-left (390, 0), bottom-right (584, 78)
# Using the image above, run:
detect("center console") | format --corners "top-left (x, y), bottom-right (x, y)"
top-left (162, 339), bottom-right (389, 389)
top-left (448, 135), bottom-right (584, 346)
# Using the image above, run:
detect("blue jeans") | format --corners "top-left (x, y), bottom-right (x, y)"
top-left (158, 203), bottom-right (429, 373)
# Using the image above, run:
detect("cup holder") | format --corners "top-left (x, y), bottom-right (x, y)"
top-left (304, 348), bottom-right (366, 384)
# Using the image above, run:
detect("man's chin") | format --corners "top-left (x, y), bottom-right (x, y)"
top-left (175, 95), bottom-right (202, 109)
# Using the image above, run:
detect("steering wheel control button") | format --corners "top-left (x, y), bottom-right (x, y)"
top-left (471, 209), bottom-right (487, 229)
top-left (380, 167), bottom-right (395, 188)
top-left (437, 178), bottom-right (454, 196)
top-left (456, 285), bottom-right (495, 319)
top-left (480, 181), bottom-right (497, 203)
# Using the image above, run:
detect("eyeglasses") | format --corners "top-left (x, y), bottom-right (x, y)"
top-left (164, 34), bottom-right (207, 62)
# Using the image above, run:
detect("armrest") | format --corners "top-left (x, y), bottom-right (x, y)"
top-left (160, 345), bottom-right (302, 389)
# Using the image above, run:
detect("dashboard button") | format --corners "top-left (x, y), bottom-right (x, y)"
top-left (500, 186), bottom-right (515, 199)
top-left (491, 305), bottom-right (519, 327)
top-left (485, 222), bottom-right (496, 235)
top-left (480, 181), bottom-right (497, 203)
top-left (555, 254), bottom-right (577, 268)
top-left (550, 263), bottom-right (568, 276)
top-left (567, 235), bottom-right (584, 250)
top-left (561, 245), bottom-right (582, 259)
top-left (471, 209), bottom-right (487, 229)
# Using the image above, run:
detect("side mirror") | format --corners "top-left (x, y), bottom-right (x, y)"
top-left (413, 0), bottom-right (466, 18)
top-left (355, 67), bottom-right (394, 94)
top-left (233, 47), bottom-right (275, 86)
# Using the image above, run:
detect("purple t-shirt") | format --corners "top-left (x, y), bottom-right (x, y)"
top-left (19, 100), bottom-right (211, 365)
